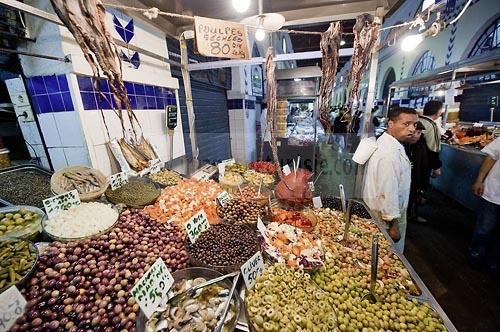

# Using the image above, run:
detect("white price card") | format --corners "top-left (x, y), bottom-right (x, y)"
top-left (43, 190), bottom-right (80, 219)
top-left (130, 258), bottom-right (174, 319)
top-left (282, 164), bottom-right (291, 176)
top-left (149, 159), bottom-right (163, 174)
top-left (217, 163), bottom-right (226, 177)
top-left (308, 181), bottom-right (315, 192)
top-left (0, 286), bottom-right (27, 332)
top-left (191, 171), bottom-right (210, 181)
top-left (185, 210), bottom-right (210, 243)
top-left (217, 191), bottom-right (231, 206)
top-left (257, 217), bottom-right (267, 237)
top-left (313, 196), bottom-right (323, 209)
top-left (240, 251), bottom-right (265, 289)
top-left (109, 171), bottom-right (128, 190)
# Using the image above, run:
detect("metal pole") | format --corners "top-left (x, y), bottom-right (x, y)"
top-left (0, 47), bottom-right (70, 62)
top-left (179, 32), bottom-right (199, 160)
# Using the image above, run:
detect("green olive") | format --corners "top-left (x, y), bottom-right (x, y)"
top-left (13, 213), bottom-right (22, 219)
top-left (5, 213), bottom-right (13, 219)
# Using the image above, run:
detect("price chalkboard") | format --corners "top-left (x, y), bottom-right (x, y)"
top-left (240, 251), bottom-right (265, 289)
top-left (185, 210), bottom-right (210, 242)
top-left (130, 258), bottom-right (174, 319)
top-left (488, 96), bottom-right (498, 108)
top-left (166, 106), bottom-right (178, 130)
top-left (43, 190), bottom-right (80, 219)
top-left (194, 16), bottom-right (250, 60)
top-left (216, 191), bottom-right (231, 206)
top-left (0, 286), bottom-right (27, 332)
top-left (109, 171), bottom-right (128, 190)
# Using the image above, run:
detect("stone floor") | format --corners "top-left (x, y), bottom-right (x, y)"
top-left (405, 190), bottom-right (500, 332)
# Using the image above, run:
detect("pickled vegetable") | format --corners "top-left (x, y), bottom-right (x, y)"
top-left (0, 239), bottom-right (37, 291)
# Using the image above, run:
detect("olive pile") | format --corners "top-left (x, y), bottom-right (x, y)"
top-left (10, 209), bottom-right (188, 332)
top-left (0, 239), bottom-right (37, 291)
top-left (187, 224), bottom-right (257, 268)
top-left (320, 195), bottom-right (371, 219)
top-left (0, 208), bottom-right (40, 237)
top-left (225, 163), bottom-right (247, 174)
top-left (217, 198), bottom-right (265, 225)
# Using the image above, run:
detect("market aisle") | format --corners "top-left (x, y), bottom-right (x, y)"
top-left (405, 190), bottom-right (500, 332)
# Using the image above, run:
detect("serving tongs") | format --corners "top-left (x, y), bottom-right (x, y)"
top-left (341, 199), bottom-right (354, 245)
top-left (363, 235), bottom-right (380, 304)
top-left (167, 271), bottom-right (239, 306)
top-left (214, 273), bottom-right (240, 332)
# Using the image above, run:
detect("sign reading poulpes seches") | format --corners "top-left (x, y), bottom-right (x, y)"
top-left (109, 171), bottom-right (128, 190)
top-left (0, 286), bottom-right (27, 332)
top-left (43, 190), bottom-right (80, 219)
top-left (130, 258), bottom-right (174, 319)
top-left (194, 16), bottom-right (250, 60)
top-left (240, 251), bottom-right (265, 289)
top-left (185, 210), bottom-right (210, 243)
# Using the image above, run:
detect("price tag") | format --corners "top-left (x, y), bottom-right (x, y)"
top-left (472, 122), bottom-right (484, 127)
top-left (308, 181), bottom-right (315, 192)
top-left (221, 158), bottom-right (235, 165)
top-left (257, 217), bottom-right (267, 237)
top-left (313, 196), bottom-right (323, 209)
top-left (217, 191), bottom-right (231, 206)
top-left (0, 286), bottom-right (27, 332)
top-left (191, 172), bottom-right (210, 181)
top-left (43, 190), bottom-right (80, 219)
top-left (149, 159), bottom-right (162, 174)
top-left (185, 210), bottom-right (210, 242)
top-left (130, 258), bottom-right (174, 319)
top-left (109, 171), bottom-right (128, 190)
top-left (282, 164), bottom-right (291, 176)
top-left (241, 252), bottom-right (265, 289)
top-left (217, 158), bottom-right (235, 177)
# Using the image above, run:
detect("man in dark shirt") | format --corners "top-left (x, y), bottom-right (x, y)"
top-left (419, 100), bottom-right (444, 180)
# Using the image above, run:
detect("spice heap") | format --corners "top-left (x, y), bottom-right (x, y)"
top-left (243, 170), bottom-right (274, 188)
top-left (0, 208), bottom-right (41, 238)
top-left (43, 202), bottom-right (118, 240)
top-left (105, 178), bottom-right (160, 207)
top-left (11, 209), bottom-right (187, 332)
top-left (148, 169), bottom-right (182, 187)
top-left (248, 161), bottom-right (277, 175)
top-left (217, 198), bottom-right (265, 226)
top-left (0, 170), bottom-right (52, 207)
top-left (144, 179), bottom-right (223, 226)
top-left (0, 239), bottom-right (37, 291)
top-left (187, 224), bottom-right (257, 270)
top-left (246, 263), bottom-right (337, 331)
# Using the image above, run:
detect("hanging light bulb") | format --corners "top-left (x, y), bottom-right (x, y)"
top-left (401, 33), bottom-right (423, 52)
top-left (340, 39), bottom-right (346, 46)
top-left (255, 27), bottom-right (266, 41)
top-left (232, 0), bottom-right (251, 13)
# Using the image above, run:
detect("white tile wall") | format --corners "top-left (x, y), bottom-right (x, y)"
top-left (38, 113), bottom-right (62, 147)
top-left (48, 147), bottom-right (67, 170)
top-left (54, 112), bottom-right (86, 147)
top-left (64, 147), bottom-right (91, 165)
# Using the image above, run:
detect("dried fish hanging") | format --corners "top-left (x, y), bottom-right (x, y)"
top-left (264, 47), bottom-right (283, 179)
top-left (346, 14), bottom-right (380, 134)
top-left (318, 22), bottom-right (341, 132)
top-left (50, 0), bottom-right (157, 171)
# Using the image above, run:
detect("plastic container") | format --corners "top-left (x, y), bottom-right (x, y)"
top-left (0, 149), bottom-right (10, 169)
top-left (136, 267), bottom-right (240, 332)
top-left (0, 205), bottom-right (44, 241)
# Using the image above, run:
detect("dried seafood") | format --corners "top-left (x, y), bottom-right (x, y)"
top-left (60, 169), bottom-right (100, 194)
top-left (264, 47), bottom-right (283, 179)
top-left (347, 14), bottom-right (380, 133)
top-left (319, 22), bottom-right (341, 131)
top-left (50, 0), bottom-right (157, 171)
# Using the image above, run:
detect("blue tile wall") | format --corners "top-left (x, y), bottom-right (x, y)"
top-left (76, 75), bottom-right (177, 111)
top-left (26, 74), bottom-right (74, 114)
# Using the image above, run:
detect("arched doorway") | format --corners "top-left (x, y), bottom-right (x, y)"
top-left (381, 67), bottom-right (396, 101)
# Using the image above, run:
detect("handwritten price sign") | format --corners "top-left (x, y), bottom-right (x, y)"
top-left (109, 171), bottom-right (128, 190)
top-left (241, 252), bottom-right (265, 289)
top-left (217, 158), bottom-right (235, 177)
top-left (130, 258), bottom-right (174, 319)
top-left (43, 190), bottom-right (80, 219)
top-left (216, 191), bottom-right (231, 206)
top-left (149, 159), bottom-right (163, 174)
top-left (184, 210), bottom-right (210, 243)
top-left (0, 286), bottom-right (26, 332)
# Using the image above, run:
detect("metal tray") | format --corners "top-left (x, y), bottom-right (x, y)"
top-left (0, 164), bottom-right (53, 207)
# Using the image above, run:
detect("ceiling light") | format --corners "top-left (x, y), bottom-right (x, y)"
top-left (340, 39), bottom-right (346, 46)
top-left (401, 33), bottom-right (423, 52)
top-left (435, 84), bottom-right (448, 96)
top-left (255, 27), bottom-right (266, 41)
top-left (294, 78), bottom-right (301, 82)
top-left (232, 0), bottom-right (251, 13)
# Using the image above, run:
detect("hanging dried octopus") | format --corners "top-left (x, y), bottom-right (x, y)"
top-left (264, 47), bottom-right (283, 179)
top-left (318, 22), bottom-right (341, 132)
top-left (50, 0), bottom-right (156, 171)
top-left (346, 14), bottom-right (380, 134)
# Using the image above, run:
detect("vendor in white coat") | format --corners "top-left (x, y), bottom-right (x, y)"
top-left (363, 107), bottom-right (418, 253)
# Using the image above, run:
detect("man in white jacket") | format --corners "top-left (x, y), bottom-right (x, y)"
top-left (363, 107), bottom-right (418, 253)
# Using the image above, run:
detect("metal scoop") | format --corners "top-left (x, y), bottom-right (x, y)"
top-left (364, 235), bottom-right (379, 303)
top-left (341, 199), bottom-right (353, 243)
